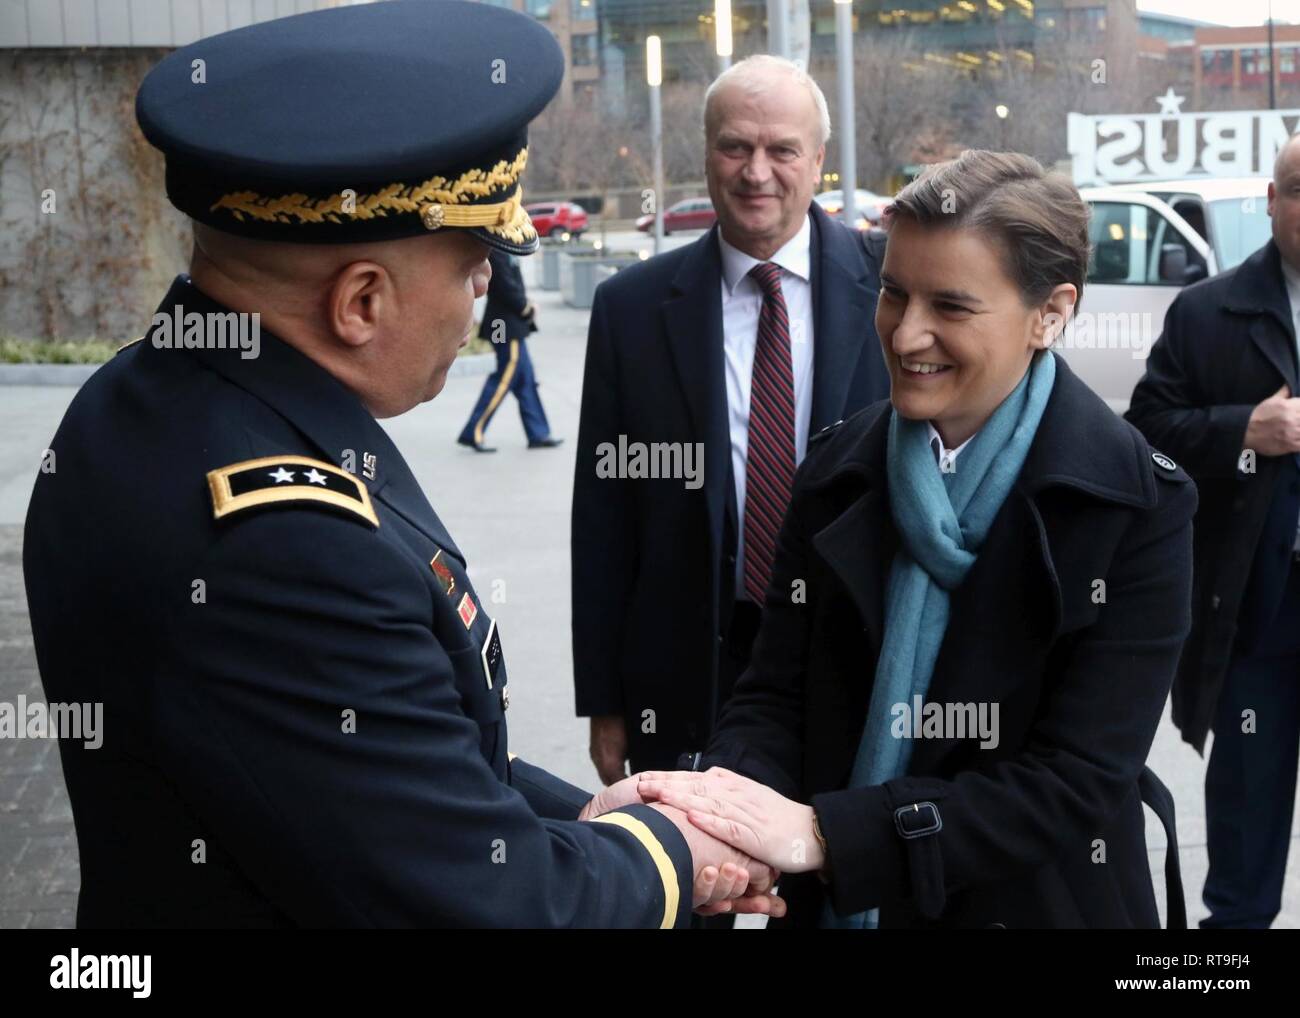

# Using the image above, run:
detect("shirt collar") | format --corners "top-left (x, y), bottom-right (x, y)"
top-left (718, 213), bottom-right (812, 295)
top-left (925, 420), bottom-right (975, 469)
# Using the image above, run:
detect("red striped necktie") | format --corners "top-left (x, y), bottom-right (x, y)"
top-left (743, 261), bottom-right (797, 604)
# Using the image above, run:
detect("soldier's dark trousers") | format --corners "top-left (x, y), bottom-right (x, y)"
top-left (459, 337), bottom-right (551, 445)
top-left (1202, 564), bottom-right (1300, 928)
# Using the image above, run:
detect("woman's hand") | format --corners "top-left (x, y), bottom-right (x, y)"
top-left (691, 858), bottom-right (785, 918)
top-left (638, 767), bottom-right (825, 874)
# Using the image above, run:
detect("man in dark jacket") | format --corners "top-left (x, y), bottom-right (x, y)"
top-left (572, 55), bottom-right (890, 782)
top-left (458, 247), bottom-right (562, 452)
top-left (22, 1), bottom-right (774, 928)
top-left (1126, 134), bottom-right (1300, 928)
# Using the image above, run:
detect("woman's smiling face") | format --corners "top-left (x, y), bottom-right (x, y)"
top-left (875, 215), bottom-right (1075, 449)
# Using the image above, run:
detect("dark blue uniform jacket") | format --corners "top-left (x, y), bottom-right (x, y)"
top-left (23, 276), bottom-right (691, 928)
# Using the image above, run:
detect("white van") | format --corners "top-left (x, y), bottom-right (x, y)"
top-left (1065, 177), bottom-right (1272, 411)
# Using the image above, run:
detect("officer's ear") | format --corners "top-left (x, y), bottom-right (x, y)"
top-left (328, 260), bottom-right (391, 349)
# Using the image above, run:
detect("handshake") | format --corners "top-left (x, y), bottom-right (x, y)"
top-left (577, 767), bottom-right (828, 918)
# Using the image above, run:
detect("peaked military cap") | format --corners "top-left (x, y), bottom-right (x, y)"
top-left (135, 0), bottom-right (563, 254)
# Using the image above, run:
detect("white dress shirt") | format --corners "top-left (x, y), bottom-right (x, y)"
top-left (718, 213), bottom-right (815, 596)
top-left (925, 421), bottom-right (975, 476)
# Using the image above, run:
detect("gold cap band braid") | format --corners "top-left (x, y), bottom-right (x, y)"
top-left (205, 148), bottom-right (534, 248)
top-left (420, 191), bottom-right (524, 233)
top-left (136, 1), bottom-right (562, 255)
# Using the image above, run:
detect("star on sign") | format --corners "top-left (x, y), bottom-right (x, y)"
top-left (1156, 87), bottom-right (1185, 117)
top-left (303, 468), bottom-right (328, 486)
top-left (269, 467), bottom-right (296, 484)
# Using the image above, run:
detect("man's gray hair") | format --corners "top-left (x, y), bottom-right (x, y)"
top-left (703, 54), bottom-right (831, 147)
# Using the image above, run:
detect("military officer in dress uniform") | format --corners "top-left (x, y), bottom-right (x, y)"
top-left (22, 0), bottom-right (779, 928)
top-left (457, 247), bottom-right (562, 452)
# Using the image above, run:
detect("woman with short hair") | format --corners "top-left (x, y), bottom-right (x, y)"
top-left (640, 150), bottom-right (1196, 929)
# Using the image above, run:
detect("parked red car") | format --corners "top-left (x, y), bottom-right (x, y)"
top-left (636, 197), bottom-right (717, 234)
top-left (524, 201), bottom-right (588, 238)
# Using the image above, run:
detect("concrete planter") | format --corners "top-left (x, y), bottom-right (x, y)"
top-left (538, 240), bottom-right (593, 290)
top-left (560, 252), bottom-right (641, 309)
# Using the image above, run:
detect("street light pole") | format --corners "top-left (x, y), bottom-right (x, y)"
top-left (1267, 0), bottom-right (1277, 111)
top-left (716, 0), bottom-right (732, 74)
top-left (767, 0), bottom-right (788, 59)
top-left (834, 0), bottom-right (856, 229)
top-left (647, 35), bottom-right (664, 255)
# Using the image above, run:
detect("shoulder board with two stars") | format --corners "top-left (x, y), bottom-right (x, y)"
top-left (205, 455), bottom-right (379, 528)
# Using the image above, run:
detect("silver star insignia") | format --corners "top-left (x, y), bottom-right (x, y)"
top-left (268, 467), bottom-right (295, 484)
top-left (303, 468), bottom-right (328, 486)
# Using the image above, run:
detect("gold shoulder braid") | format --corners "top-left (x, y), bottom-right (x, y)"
top-left (209, 147), bottom-right (532, 244)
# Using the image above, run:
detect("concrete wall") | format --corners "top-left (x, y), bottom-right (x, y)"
top-left (0, 48), bottom-right (191, 342)
top-left (0, 0), bottom-right (342, 48)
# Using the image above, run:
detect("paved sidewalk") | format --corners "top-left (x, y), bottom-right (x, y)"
top-left (2, 252), bottom-right (1297, 928)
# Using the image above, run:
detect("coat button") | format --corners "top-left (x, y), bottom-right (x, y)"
top-left (986, 922), bottom-right (1006, 929)
top-left (501, 686), bottom-right (510, 711)
top-left (1151, 451), bottom-right (1177, 472)
top-left (1211, 594), bottom-right (1221, 611)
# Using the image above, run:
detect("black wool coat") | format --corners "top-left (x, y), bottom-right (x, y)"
top-left (1126, 239), bottom-right (1300, 753)
top-left (705, 355), bottom-right (1197, 928)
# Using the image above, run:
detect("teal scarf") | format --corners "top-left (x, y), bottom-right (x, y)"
top-left (826, 350), bottom-right (1057, 929)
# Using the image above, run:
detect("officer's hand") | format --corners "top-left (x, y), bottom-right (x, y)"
top-left (1245, 384), bottom-right (1300, 456)
top-left (576, 773), bottom-right (642, 821)
top-left (648, 803), bottom-right (785, 915)
top-left (693, 861), bottom-right (787, 918)
top-left (589, 715), bottom-right (628, 786)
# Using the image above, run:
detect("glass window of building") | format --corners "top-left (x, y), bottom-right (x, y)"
top-left (572, 33), bottom-right (597, 67)
top-left (525, 0), bottom-right (551, 19)
top-left (1201, 48), bottom-right (1232, 86)
top-left (572, 0), bottom-right (596, 22)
